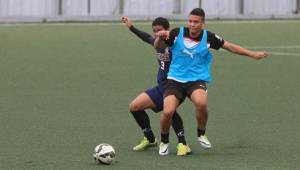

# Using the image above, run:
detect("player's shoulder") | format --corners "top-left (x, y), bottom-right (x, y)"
top-left (205, 30), bottom-right (216, 37)
top-left (170, 27), bottom-right (190, 36)
top-left (206, 30), bottom-right (223, 41)
top-left (170, 27), bottom-right (180, 35)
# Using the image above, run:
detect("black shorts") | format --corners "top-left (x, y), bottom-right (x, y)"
top-left (164, 79), bottom-right (207, 102)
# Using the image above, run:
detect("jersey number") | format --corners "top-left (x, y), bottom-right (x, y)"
top-left (160, 61), bottom-right (165, 70)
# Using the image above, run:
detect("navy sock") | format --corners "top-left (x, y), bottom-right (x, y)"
top-left (143, 128), bottom-right (155, 143)
top-left (172, 111), bottom-right (186, 144)
top-left (130, 110), bottom-right (155, 142)
top-left (176, 131), bottom-right (186, 145)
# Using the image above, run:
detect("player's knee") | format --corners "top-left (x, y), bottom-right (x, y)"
top-left (163, 113), bottom-right (173, 121)
top-left (129, 101), bottom-right (140, 112)
top-left (163, 108), bottom-right (175, 119)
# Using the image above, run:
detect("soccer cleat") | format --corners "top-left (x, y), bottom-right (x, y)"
top-left (176, 143), bottom-right (192, 156)
top-left (197, 135), bottom-right (212, 149)
top-left (186, 145), bottom-right (192, 155)
top-left (133, 137), bottom-right (158, 151)
top-left (159, 142), bottom-right (169, 156)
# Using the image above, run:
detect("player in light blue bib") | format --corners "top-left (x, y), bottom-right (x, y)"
top-left (154, 8), bottom-right (268, 156)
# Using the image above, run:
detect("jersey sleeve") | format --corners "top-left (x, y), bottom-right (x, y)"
top-left (129, 25), bottom-right (155, 45)
top-left (164, 28), bottom-right (180, 47)
top-left (207, 31), bottom-right (225, 50)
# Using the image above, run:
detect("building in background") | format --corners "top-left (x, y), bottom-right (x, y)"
top-left (0, 0), bottom-right (299, 23)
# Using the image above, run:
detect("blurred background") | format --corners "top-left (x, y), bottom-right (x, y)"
top-left (0, 0), bottom-right (300, 23)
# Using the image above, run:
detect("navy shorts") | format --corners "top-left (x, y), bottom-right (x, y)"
top-left (145, 85), bottom-right (164, 113)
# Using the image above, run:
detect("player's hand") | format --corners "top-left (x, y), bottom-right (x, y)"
top-left (155, 30), bottom-right (170, 40)
top-left (121, 16), bottom-right (132, 28)
top-left (250, 51), bottom-right (268, 60)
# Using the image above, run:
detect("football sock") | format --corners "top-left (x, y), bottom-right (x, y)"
top-left (143, 128), bottom-right (155, 143)
top-left (197, 128), bottom-right (206, 137)
top-left (176, 131), bottom-right (186, 145)
top-left (172, 111), bottom-right (187, 145)
top-left (161, 133), bottom-right (169, 144)
top-left (130, 110), bottom-right (155, 142)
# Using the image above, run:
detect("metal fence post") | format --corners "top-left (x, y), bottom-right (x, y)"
top-left (173, 0), bottom-right (181, 14)
top-left (58, 0), bottom-right (63, 15)
top-left (297, 0), bottom-right (300, 14)
top-left (87, 0), bottom-right (91, 16)
top-left (240, 0), bottom-right (244, 14)
top-left (119, 0), bottom-right (124, 15)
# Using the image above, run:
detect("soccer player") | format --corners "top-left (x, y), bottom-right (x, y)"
top-left (154, 8), bottom-right (268, 155)
top-left (122, 16), bottom-right (191, 156)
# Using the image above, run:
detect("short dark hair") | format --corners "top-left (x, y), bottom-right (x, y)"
top-left (152, 17), bottom-right (170, 29)
top-left (190, 8), bottom-right (205, 20)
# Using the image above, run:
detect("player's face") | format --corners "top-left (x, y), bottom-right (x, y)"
top-left (152, 25), bottom-right (165, 35)
top-left (188, 15), bottom-right (204, 36)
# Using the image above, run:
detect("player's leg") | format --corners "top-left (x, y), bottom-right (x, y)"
top-left (159, 94), bottom-right (179, 155)
top-left (188, 81), bottom-right (212, 149)
top-left (154, 86), bottom-right (188, 147)
top-left (171, 111), bottom-right (186, 145)
top-left (160, 95), bottom-right (179, 141)
top-left (193, 94), bottom-right (208, 131)
top-left (129, 92), bottom-right (158, 151)
top-left (129, 91), bottom-right (157, 111)
top-left (159, 80), bottom-right (184, 155)
top-left (172, 111), bottom-right (192, 155)
top-left (153, 84), bottom-right (190, 155)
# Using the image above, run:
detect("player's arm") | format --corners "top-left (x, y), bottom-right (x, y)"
top-left (154, 28), bottom-right (178, 50)
top-left (208, 31), bottom-right (268, 60)
top-left (222, 41), bottom-right (268, 60)
top-left (122, 16), bottom-right (154, 45)
top-left (154, 30), bottom-right (170, 49)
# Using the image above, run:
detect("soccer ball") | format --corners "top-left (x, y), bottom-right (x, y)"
top-left (93, 143), bottom-right (116, 165)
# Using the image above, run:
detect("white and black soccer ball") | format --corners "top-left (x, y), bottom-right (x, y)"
top-left (93, 143), bottom-right (116, 165)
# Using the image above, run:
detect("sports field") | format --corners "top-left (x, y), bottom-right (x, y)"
top-left (0, 20), bottom-right (299, 170)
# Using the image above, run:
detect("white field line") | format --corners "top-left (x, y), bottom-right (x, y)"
top-left (218, 50), bottom-right (300, 57)
top-left (246, 45), bottom-right (300, 56)
top-left (219, 47), bottom-right (300, 57)
top-left (245, 45), bottom-right (300, 49)
top-left (269, 52), bottom-right (300, 57)
top-left (204, 20), bottom-right (300, 25)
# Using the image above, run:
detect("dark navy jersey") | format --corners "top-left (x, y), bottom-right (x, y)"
top-left (129, 26), bottom-right (170, 88)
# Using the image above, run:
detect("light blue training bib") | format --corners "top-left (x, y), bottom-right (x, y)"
top-left (168, 27), bottom-right (213, 82)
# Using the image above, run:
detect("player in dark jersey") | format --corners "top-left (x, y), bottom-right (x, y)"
top-left (122, 16), bottom-right (191, 155)
top-left (155, 8), bottom-right (268, 155)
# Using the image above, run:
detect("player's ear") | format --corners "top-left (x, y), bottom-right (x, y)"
top-left (201, 17), bottom-right (205, 24)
